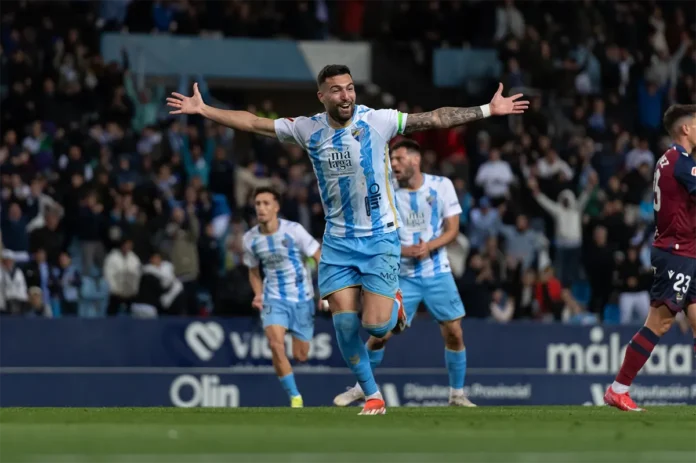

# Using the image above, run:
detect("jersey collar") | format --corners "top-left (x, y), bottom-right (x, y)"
top-left (672, 143), bottom-right (688, 155)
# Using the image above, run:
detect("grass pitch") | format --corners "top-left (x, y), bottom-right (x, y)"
top-left (0, 407), bottom-right (694, 462)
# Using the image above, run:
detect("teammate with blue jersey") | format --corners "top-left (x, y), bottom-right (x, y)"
top-left (333, 139), bottom-right (475, 407)
top-left (242, 187), bottom-right (322, 408)
top-left (168, 65), bottom-right (528, 414)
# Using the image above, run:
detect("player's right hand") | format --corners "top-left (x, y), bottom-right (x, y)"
top-left (252, 294), bottom-right (263, 311)
top-left (167, 83), bottom-right (204, 115)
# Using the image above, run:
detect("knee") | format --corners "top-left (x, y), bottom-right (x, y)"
top-left (361, 311), bottom-right (390, 328)
top-left (268, 337), bottom-right (286, 356)
top-left (442, 322), bottom-right (464, 349)
top-left (647, 316), bottom-right (673, 337)
top-left (293, 345), bottom-right (309, 363)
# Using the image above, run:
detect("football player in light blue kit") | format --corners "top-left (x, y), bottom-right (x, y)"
top-left (334, 139), bottom-right (476, 407)
top-left (167, 65), bottom-right (528, 414)
top-left (242, 187), bottom-right (322, 408)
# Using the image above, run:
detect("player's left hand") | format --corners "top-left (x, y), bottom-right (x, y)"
top-left (412, 239), bottom-right (430, 260)
top-left (489, 83), bottom-right (529, 116)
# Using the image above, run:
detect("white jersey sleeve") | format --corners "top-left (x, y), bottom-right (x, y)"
top-left (291, 223), bottom-right (320, 257)
top-left (274, 117), bottom-right (309, 148)
top-left (241, 231), bottom-right (259, 268)
top-left (368, 109), bottom-right (408, 141)
top-left (441, 178), bottom-right (463, 218)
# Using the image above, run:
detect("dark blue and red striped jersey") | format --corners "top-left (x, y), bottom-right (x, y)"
top-left (652, 144), bottom-right (696, 258)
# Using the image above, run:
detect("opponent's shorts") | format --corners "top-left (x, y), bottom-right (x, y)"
top-left (261, 298), bottom-right (315, 341)
top-left (401, 272), bottom-right (465, 325)
top-left (650, 247), bottom-right (696, 313)
top-left (318, 231), bottom-right (400, 300)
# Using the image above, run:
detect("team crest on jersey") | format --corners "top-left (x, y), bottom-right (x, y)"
top-left (426, 195), bottom-right (435, 204)
top-left (351, 127), bottom-right (364, 142)
top-left (281, 238), bottom-right (290, 248)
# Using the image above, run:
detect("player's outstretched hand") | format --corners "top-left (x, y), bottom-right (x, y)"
top-left (167, 82), bottom-right (204, 115)
top-left (489, 83), bottom-right (529, 116)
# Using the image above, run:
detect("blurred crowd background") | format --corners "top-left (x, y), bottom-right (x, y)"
top-left (1, 0), bottom-right (695, 325)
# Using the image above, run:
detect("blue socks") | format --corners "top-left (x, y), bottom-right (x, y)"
top-left (445, 348), bottom-right (467, 389)
top-left (279, 373), bottom-right (300, 399)
top-left (362, 298), bottom-right (400, 338)
top-left (333, 312), bottom-right (379, 396)
top-left (367, 346), bottom-right (385, 370)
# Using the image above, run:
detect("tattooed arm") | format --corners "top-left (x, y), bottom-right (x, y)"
top-left (404, 106), bottom-right (486, 134)
top-left (403, 84), bottom-right (529, 134)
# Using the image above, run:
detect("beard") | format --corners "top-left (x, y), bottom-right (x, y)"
top-left (328, 104), bottom-right (354, 124)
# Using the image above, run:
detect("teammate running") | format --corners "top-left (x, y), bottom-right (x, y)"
top-left (333, 139), bottom-right (475, 408)
top-left (604, 104), bottom-right (696, 411)
top-left (242, 187), bottom-right (322, 408)
top-left (168, 65), bottom-right (528, 414)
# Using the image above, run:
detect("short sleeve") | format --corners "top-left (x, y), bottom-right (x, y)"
top-left (274, 117), bottom-right (305, 147)
top-left (370, 109), bottom-right (408, 140)
top-left (292, 224), bottom-right (320, 257)
top-left (242, 233), bottom-right (259, 268)
top-left (441, 178), bottom-right (463, 218)
top-left (674, 154), bottom-right (696, 196)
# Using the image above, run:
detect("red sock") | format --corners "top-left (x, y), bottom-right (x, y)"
top-left (615, 326), bottom-right (660, 386)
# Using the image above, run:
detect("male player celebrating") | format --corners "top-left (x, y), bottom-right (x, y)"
top-left (168, 65), bottom-right (528, 414)
top-left (333, 139), bottom-right (475, 408)
top-left (242, 187), bottom-right (322, 408)
top-left (604, 104), bottom-right (696, 412)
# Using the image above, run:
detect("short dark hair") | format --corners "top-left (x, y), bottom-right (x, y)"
top-left (391, 139), bottom-right (422, 155)
top-left (253, 186), bottom-right (281, 204)
top-left (663, 104), bottom-right (696, 136)
top-left (317, 64), bottom-right (352, 87)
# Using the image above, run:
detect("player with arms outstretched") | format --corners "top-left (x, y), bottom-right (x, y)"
top-left (242, 187), bottom-right (322, 408)
top-left (333, 139), bottom-right (475, 408)
top-left (605, 104), bottom-right (696, 412)
top-left (168, 65), bottom-right (528, 414)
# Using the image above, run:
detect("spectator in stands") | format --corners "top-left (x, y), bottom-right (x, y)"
top-left (584, 225), bottom-right (616, 319)
top-left (1, 203), bottom-right (29, 261)
top-left (50, 252), bottom-right (81, 316)
top-left (104, 238), bottom-right (141, 315)
top-left (159, 206), bottom-right (200, 315)
top-left (616, 246), bottom-right (652, 324)
top-left (27, 287), bottom-right (52, 318)
top-left (498, 214), bottom-right (547, 271)
top-left (529, 177), bottom-right (591, 287)
top-left (1, 250), bottom-right (27, 315)
top-left (468, 197), bottom-right (500, 250)
top-left (475, 148), bottom-right (515, 204)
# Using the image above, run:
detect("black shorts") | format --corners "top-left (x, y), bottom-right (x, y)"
top-left (650, 247), bottom-right (696, 313)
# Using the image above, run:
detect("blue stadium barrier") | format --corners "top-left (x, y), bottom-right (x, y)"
top-left (1, 318), bottom-right (693, 407)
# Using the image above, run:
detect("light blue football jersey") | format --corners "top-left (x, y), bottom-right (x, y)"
top-left (395, 174), bottom-right (462, 277)
top-left (274, 106), bottom-right (408, 238)
top-left (242, 219), bottom-right (320, 303)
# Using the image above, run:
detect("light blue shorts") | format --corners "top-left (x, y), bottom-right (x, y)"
top-left (318, 231), bottom-right (401, 300)
top-left (261, 298), bottom-right (315, 342)
top-left (400, 273), bottom-right (465, 325)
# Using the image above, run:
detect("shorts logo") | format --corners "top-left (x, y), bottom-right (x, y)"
top-left (668, 270), bottom-right (675, 279)
top-left (380, 271), bottom-right (398, 282)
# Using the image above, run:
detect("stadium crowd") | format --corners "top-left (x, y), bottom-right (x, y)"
top-left (1, 1), bottom-right (695, 324)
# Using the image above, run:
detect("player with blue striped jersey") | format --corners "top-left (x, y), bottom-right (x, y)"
top-left (168, 64), bottom-right (528, 414)
top-left (334, 139), bottom-right (475, 407)
top-left (242, 187), bottom-right (322, 408)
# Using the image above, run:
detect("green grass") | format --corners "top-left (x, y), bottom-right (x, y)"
top-left (1, 407), bottom-right (695, 462)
